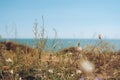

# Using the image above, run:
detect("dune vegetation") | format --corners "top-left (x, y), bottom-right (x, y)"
top-left (0, 39), bottom-right (120, 80)
top-left (0, 19), bottom-right (120, 80)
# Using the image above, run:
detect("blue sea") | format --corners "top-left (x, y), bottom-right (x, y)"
top-left (1, 39), bottom-right (120, 51)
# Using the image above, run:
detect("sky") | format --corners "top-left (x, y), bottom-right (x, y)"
top-left (0, 0), bottom-right (120, 39)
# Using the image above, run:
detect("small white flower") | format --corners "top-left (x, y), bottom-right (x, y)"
top-left (77, 47), bottom-right (82, 51)
top-left (48, 69), bottom-right (53, 73)
top-left (6, 58), bottom-right (12, 62)
top-left (10, 69), bottom-right (14, 74)
top-left (71, 74), bottom-right (75, 77)
top-left (68, 52), bottom-right (73, 55)
top-left (57, 73), bottom-right (62, 76)
top-left (44, 75), bottom-right (46, 78)
top-left (80, 59), bottom-right (94, 73)
top-left (76, 70), bottom-right (82, 74)
top-left (19, 77), bottom-right (22, 80)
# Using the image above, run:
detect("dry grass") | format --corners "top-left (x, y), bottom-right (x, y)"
top-left (0, 18), bottom-right (119, 80)
top-left (0, 40), bottom-right (120, 80)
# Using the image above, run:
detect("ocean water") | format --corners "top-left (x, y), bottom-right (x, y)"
top-left (1, 38), bottom-right (120, 51)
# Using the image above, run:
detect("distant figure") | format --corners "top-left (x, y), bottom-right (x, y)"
top-left (98, 34), bottom-right (102, 39)
top-left (77, 42), bottom-right (82, 51)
